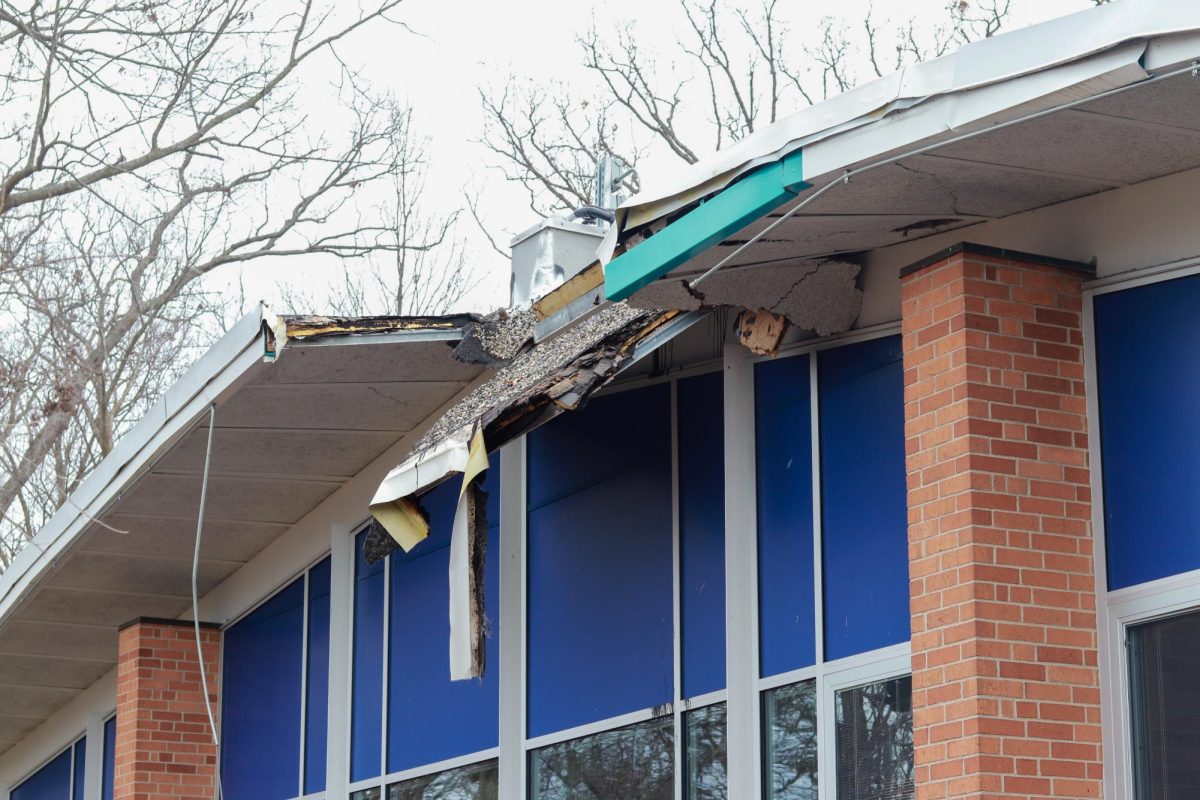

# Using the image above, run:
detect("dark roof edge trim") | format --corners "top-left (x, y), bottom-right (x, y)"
top-left (899, 242), bottom-right (1096, 279)
top-left (117, 616), bottom-right (221, 632)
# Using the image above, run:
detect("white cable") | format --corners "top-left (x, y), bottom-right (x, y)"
top-left (687, 61), bottom-right (1200, 291)
top-left (192, 403), bottom-right (223, 800)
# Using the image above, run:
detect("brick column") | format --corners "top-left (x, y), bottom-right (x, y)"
top-left (114, 618), bottom-right (221, 800)
top-left (900, 244), bottom-right (1101, 800)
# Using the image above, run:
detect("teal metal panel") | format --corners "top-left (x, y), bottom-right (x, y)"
top-left (604, 150), bottom-right (809, 301)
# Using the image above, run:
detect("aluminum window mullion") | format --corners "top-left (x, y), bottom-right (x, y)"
top-left (380, 555), bottom-right (391, 781)
top-left (500, 438), bottom-right (528, 800)
top-left (723, 340), bottom-right (762, 800)
top-left (811, 351), bottom-right (831, 800)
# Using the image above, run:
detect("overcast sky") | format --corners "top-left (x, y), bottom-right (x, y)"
top-left (227, 0), bottom-right (1104, 316)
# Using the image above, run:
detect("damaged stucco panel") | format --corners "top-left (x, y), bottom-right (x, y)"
top-left (627, 260), bottom-right (863, 337)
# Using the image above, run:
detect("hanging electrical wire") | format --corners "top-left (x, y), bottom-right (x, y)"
top-left (191, 403), bottom-right (224, 800)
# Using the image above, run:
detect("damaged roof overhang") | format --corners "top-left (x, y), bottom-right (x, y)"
top-left (601, 0), bottom-right (1200, 304)
top-left (0, 308), bottom-right (499, 754)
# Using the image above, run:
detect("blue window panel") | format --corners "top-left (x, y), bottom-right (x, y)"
top-left (351, 529), bottom-right (386, 782)
top-left (387, 469), bottom-right (500, 772)
top-left (12, 747), bottom-right (71, 800)
top-left (304, 556), bottom-right (332, 794)
top-left (678, 371), bottom-right (726, 698)
top-left (101, 716), bottom-right (116, 800)
top-left (222, 577), bottom-right (305, 800)
top-left (527, 384), bottom-right (674, 737)
top-left (755, 353), bottom-right (816, 677)
top-left (70, 740), bottom-right (84, 800)
top-left (1095, 274), bottom-right (1200, 589)
top-left (819, 335), bottom-right (910, 661)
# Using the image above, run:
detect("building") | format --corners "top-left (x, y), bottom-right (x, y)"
top-left (3, 2), bottom-right (1200, 799)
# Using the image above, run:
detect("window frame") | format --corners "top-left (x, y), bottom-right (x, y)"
top-left (519, 366), bottom-right (729, 800)
top-left (218, 550), bottom-right (333, 800)
top-left (1086, 255), bottom-right (1200, 800)
top-left (8, 733), bottom-right (86, 800)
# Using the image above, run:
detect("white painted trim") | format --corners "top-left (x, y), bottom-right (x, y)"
top-left (723, 341), bottom-right (762, 800)
top-left (759, 320), bottom-right (902, 364)
top-left (498, 438), bottom-right (527, 800)
top-left (680, 690), bottom-right (727, 711)
top-left (326, 523), bottom-right (356, 800)
top-left (523, 707), bottom-right (666, 752)
top-left (81, 713), bottom-right (103, 800)
top-left (385, 749), bottom-right (499, 786)
top-left (1085, 253), bottom-right (1200, 294)
top-left (1083, 263), bottom-right (1200, 800)
top-left (379, 555), bottom-right (391, 778)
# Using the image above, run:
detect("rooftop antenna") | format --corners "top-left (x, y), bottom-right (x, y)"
top-left (573, 153), bottom-right (635, 226)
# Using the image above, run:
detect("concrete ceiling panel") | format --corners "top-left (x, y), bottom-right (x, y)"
top-left (0, 621), bottom-right (116, 662)
top-left (805, 155), bottom-right (1118, 218)
top-left (46, 552), bottom-right (237, 598)
top-left (0, 654), bottom-right (112, 691)
top-left (1080, 73), bottom-right (1200, 132)
top-left (212, 381), bottom-right (467, 431)
top-left (153, 427), bottom-right (399, 480)
top-left (110, 474), bottom-right (340, 524)
top-left (255, 341), bottom-right (483, 385)
top-left (0, 686), bottom-right (79, 719)
top-left (933, 108), bottom-right (1200, 184)
top-left (79, 516), bottom-right (287, 563)
top-left (18, 586), bottom-right (190, 629)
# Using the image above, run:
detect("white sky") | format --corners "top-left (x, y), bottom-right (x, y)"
top-left (228, 0), bottom-right (1104, 317)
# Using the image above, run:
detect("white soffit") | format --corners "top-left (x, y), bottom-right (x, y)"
top-left (0, 308), bottom-right (487, 754)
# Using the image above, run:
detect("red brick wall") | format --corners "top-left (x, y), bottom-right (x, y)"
top-left (114, 619), bottom-right (221, 800)
top-left (900, 246), bottom-right (1102, 799)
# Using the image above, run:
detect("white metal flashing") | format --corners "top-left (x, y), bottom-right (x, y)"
top-left (604, 0), bottom-right (1200, 248)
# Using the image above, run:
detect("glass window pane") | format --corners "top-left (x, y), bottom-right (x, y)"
top-left (835, 676), bottom-right (914, 800)
top-left (12, 747), bottom-right (72, 800)
top-left (305, 556), bottom-right (332, 794)
top-left (387, 473), bottom-right (500, 773)
top-left (351, 788), bottom-right (383, 800)
top-left (102, 716), bottom-right (116, 800)
top-left (388, 760), bottom-right (499, 800)
top-left (353, 528), bottom-right (387, 782)
top-left (221, 577), bottom-right (305, 799)
top-left (763, 680), bottom-right (817, 800)
top-left (678, 371), bottom-right (727, 699)
top-left (1094, 274), bottom-right (1200, 589)
top-left (819, 337), bottom-right (909, 661)
top-left (529, 715), bottom-right (674, 800)
top-left (71, 739), bottom-right (85, 800)
top-left (755, 354), bottom-right (816, 677)
top-left (686, 703), bottom-right (727, 800)
top-left (527, 385), bottom-right (674, 737)
top-left (1129, 610), bottom-right (1200, 798)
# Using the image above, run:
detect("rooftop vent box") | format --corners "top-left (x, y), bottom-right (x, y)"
top-left (509, 217), bottom-right (605, 308)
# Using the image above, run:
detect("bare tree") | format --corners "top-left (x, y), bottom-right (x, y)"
top-left (479, 0), bottom-right (1026, 215)
top-left (478, 78), bottom-right (643, 218)
top-left (278, 100), bottom-right (481, 317)
top-left (0, 0), bottom-right (440, 565)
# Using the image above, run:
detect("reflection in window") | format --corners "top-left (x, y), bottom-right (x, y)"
top-left (388, 760), bottom-right (498, 800)
top-left (763, 680), bottom-right (817, 800)
top-left (686, 703), bottom-right (727, 799)
top-left (1129, 610), bottom-right (1200, 799)
top-left (351, 788), bottom-right (383, 800)
top-left (835, 677), bottom-right (913, 800)
top-left (530, 715), bottom-right (674, 799)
